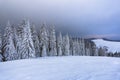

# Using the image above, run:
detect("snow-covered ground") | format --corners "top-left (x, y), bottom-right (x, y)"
top-left (93, 39), bottom-right (120, 53)
top-left (0, 56), bottom-right (120, 80)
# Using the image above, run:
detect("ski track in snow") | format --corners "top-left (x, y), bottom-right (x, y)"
top-left (0, 56), bottom-right (120, 80)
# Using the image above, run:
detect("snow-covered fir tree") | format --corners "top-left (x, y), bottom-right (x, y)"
top-left (39, 23), bottom-right (48, 57)
top-left (63, 34), bottom-right (70, 56)
top-left (69, 36), bottom-right (74, 55)
top-left (16, 24), bottom-right (24, 59)
top-left (80, 38), bottom-right (85, 56)
top-left (0, 19), bottom-right (111, 62)
top-left (0, 53), bottom-right (3, 62)
top-left (31, 24), bottom-right (40, 57)
top-left (41, 44), bottom-right (47, 57)
top-left (98, 47), bottom-right (105, 56)
top-left (0, 32), bottom-right (2, 53)
top-left (75, 38), bottom-right (81, 56)
top-left (85, 48), bottom-right (90, 56)
top-left (20, 19), bottom-right (36, 59)
top-left (0, 32), bottom-right (3, 61)
top-left (49, 25), bottom-right (57, 56)
top-left (94, 47), bottom-right (98, 56)
top-left (3, 21), bottom-right (17, 61)
top-left (57, 32), bottom-right (63, 56)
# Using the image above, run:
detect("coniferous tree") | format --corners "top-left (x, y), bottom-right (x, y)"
top-left (41, 44), bottom-right (47, 57)
top-left (49, 25), bottom-right (57, 56)
top-left (0, 32), bottom-right (3, 61)
top-left (57, 32), bottom-right (63, 56)
top-left (94, 47), bottom-right (99, 56)
top-left (0, 32), bottom-right (2, 54)
top-left (85, 48), bottom-right (90, 56)
top-left (75, 38), bottom-right (81, 55)
top-left (63, 34), bottom-right (70, 56)
top-left (20, 19), bottom-right (36, 59)
top-left (3, 21), bottom-right (17, 61)
top-left (39, 23), bottom-right (48, 57)
top-left (72, 40), bottom-right (76, 56)
top-left (0, 53), bottom-right (3, 62)
top-left (31, 24), bottom-right (40, 57)
top-left (81, 38), bottom-right (85, 55)
top-left (16, 24), bottom-right (24, 59)
top-left (98, 47), bottom-right (106, 56)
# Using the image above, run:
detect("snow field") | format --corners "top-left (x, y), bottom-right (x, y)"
top-left (0, 56), bottom-right (120, 80)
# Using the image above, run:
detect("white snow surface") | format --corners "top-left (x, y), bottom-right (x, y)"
top-left (93, 39), bottom-right (120, 53)
top-left (0, 56), bottom-right (120, 80)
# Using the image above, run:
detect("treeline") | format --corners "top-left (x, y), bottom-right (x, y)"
top-left (0, 19), bottom-right (116, 62)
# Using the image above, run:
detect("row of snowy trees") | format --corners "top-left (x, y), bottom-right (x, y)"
top-left (0, 19), bottom-right (108, 62)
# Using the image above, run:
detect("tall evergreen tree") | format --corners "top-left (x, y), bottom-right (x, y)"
top-left (41, 44), bottom-right (47, 57)
top-left (20, 19), bottom-right (36, 59)
top-left (69, 36), bottom-right (74, 55)
top-left (3, 21), bottom-right (17, 61)
top-left (85, 48), bottom-right (90, 56)
top-left (16, 24), bottom-right (24, 59)
top-left (57, 32), bottom-right (63, 56)
top-left (49, 25), bottom-right (57, 56)
top-left (81, 38), bottom-right (85, 55)
top-left (39, 23), bottom-right (48, 57)
top-left (0, 32), bottom-right (3, 61)
top-left (63, 34), bottom-right (70, 56)
top-left (0, 32), bottom-right (2, 54)
top-left (31, 24), bottom-right (40, 57)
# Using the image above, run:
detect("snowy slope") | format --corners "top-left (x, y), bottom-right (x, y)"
top-left (93, 39), bottom-right (120, 52)
top-left (0, 56), bottom-right (120, 80)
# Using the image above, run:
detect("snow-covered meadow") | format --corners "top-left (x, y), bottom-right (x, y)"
top-left (0, 56), bottom-right (120, 80)
top-left (93, 39), bottom-right (120, 53)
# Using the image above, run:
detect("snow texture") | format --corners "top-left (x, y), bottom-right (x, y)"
top-left (93, 39), bottom-right (120, 53)
top-left (0, 56), bottom-right (120, 80)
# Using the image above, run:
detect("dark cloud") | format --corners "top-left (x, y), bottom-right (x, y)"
top-left (0, 0), bottom-right (120, 39)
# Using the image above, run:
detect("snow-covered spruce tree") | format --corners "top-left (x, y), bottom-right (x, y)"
top-left (63, 34), bottom-right (70, 56)
top-left (56, 32), bottom-right (63, 56)
top-left (41, 44), bottom-right (47, 57)
top-left (94, 47), bottom-right (98, 56)
top-left (0, 32), bottom-right (2, 53)
top-left (102, 46), bottom-right (108, 56)
top-left (79, 38), bottom-right (83, 56)
top-left (16, 24), bottom-right (24, 59)
top-left (11, 26), bottom-right (17, 48)
top-left (0, 32), bottom-right (3, 61)
top-left (98, 47), bottom-right (105, 56)
top-left (20, 19), bottom-right (36, 59)
top-left (39, 23), bottom-right (48, 57)
top-left (2, 21), bottom-right (17, 61)
top-left (11, 25), bottom-right (19, 59)
top-left (91, 44), bottom-right (98, 56)
top-left (0, 53), bottom-right (3, 62)
top-left (75, 38), bottom-right (81, 56)
top-left (72, 38), bottom-right (77, 56)
top-left (72, 41), bottom-right (76, 56)
top-left (69, 36), bottom-right (73, 55)
top-left (85, 48), bottom-right (90, 56)
top-left (31, 24), bottom-right (40, 57)
top-left (49, 25), bottom-right (57, 56)
top-left (80, 38), bottom-right (85, 56)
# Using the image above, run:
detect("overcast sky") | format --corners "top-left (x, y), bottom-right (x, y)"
top-left (0, 0), bottom-right (120, 40)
